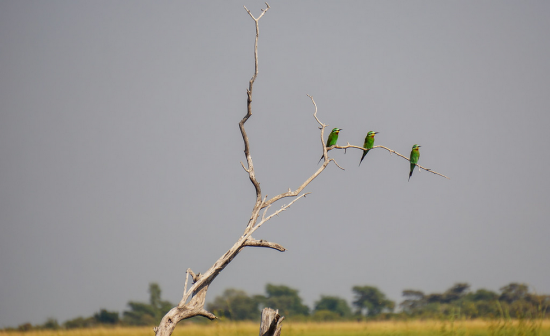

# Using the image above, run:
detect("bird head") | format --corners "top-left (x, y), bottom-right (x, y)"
top-left (412, 144), bottom-right (421, 151)
top-left (331, 128), bottom-right (341, 134)
top-left (367, 131), bottom-right (379, 137)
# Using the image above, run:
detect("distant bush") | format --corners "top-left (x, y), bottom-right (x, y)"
top-left (17, 323), bottom-right (33, 331)
top-left (64, 316), bottom-right (98, 329)
top-left (42, 318), bottom-right (60, 330)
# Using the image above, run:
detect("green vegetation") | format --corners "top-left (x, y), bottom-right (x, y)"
top-left (313, 296), bottom-right (352, 321)
top-left (263, 284), bottom-right (311, 317)
top-left (207, 284), bottom-right (310, 321)
top-left (207, 288), bottom-right (262, 321)
top-left (6, 283), bottom-right (173, 331)
top-left (2, 321), bottom-right (550, 336)
top-left (122, 283), bottom-right (173, 325)
top-left (352, 285), bottom-right (395, 317)
top-left (4, 282), bottom-right (549, 332)
top-left (399, 283), bottom-right (549, 320)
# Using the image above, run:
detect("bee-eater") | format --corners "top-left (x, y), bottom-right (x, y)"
top-left (409, 144), bottom-right (421, 181)
top-left (359, 131), bottom-right (379, 166)
top-left (319, 128), bottom-right (342, 163)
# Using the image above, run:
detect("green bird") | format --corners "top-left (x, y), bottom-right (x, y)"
top-left (319, 128), bottom-right (342, 163)
top-left (409, 144), bottom-right (421, 181)
top-left (359, 131), bottom-right (379, 166)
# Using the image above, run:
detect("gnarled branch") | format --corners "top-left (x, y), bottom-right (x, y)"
top-left (326, 144), bottom-right (450, 179)
top-left (244, 237), bottom-right (286, 252)
top-left (155, 4), bottom-right (274, 335)
top-left (259, 308), bottom-right (285, 336)
top-left (155, 4), bottom-right (448, 335)
top-left (241, 3), bottom-right (270, 235)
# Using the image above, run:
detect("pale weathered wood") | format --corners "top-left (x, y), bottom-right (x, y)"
top-left (154, 3), bottom-right (450, 335)
top-left (244, 237), bottom-right (286, 252)
top-left (259, 308), bottom-right (285, 336)
top-left (154, 5), bottom-right (276, 335)
top-left (326, 144), bottom-right (450, 179)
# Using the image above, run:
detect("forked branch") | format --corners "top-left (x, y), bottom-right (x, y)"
top-left (241, 2), bottom-right (270, 235)
top-left (155, 4), bottom-right (448, 335)
top-left (261, 95), bottom-right (335, 208)
top-left (154, 5), bottom-right (286, 335)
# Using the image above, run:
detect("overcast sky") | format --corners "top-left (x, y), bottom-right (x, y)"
top-left (1, 1), bottom-right (550, 328)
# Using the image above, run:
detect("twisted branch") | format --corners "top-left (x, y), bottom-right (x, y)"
top-left (155, 4), bottom-right (448, 335)
top-left (261, 95), bottom-right (334, 208)
top-left (154, 5), bottom-right (276, 335)
top-left (244, 237), bottom-right (286, 252)
top-left (326, 144), bottom-right (450, 179)
top-left (241, 3), bottom-right (270, 235)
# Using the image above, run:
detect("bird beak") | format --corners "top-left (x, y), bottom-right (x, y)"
top-left (374, 132), bottom-right (379, 134)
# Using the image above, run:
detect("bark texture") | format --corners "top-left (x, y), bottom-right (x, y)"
top-left (259, 308), bottom-right (285, 336)
top-left (153, 3), bottom-right (448, 335)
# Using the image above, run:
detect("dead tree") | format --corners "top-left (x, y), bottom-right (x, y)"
top-left (153, 4), bottom-right (447, 336)
top-left (259, 308), bottom-right (284, 336)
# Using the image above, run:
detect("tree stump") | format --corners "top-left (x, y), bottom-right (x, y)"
top-left (259, 308), bottom-right (284, 336)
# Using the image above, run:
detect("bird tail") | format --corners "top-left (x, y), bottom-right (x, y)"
top-left (318, 155), bottom-right (324, 164)
top-left (409, 164), bottom-right (415, 181)
top-left (359, 149), bottom-right (369, 166)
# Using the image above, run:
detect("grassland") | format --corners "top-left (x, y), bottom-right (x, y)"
top-left (2, 320), bottom-right (550, 336)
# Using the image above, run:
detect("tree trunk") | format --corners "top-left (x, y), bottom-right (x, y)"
top-left (259, 308), bottom-right (284, 336)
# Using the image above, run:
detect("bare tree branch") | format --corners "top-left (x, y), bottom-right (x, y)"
top-left (255, 193), bottom-right (309, 231)
top-left (306, 94), bottom-right (328, 160)
top-left (259, 308), bottom-right (285, 336)
top-left (240, 3), bottom-right (270, 235)
top-left (155, 6), bottom-right (283, 335)
top-left (244, 237), bottom-right (286, 252)
top-left (331, 158), bottom-right (346, 171)
top-left (261, 95), bottom-right (341, 208)
top-left (187, 268), bottom-right (200, 282)
top-left (240, 161), bottom-right (250, 173)
top-left (325, 144), bottom-right (450, 179)
top-left (260, 94), bottom-right (450, 212)
top-left (155, 4), bottom-right (449, 335)
top-left (182, 269), bottom-right (190, 297)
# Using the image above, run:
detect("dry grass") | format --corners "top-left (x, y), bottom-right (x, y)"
top-left (2, 320), bottom-right (550, 336)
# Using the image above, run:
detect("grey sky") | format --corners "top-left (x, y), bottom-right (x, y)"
top-left (1, 1), bottom-right (550, 328)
